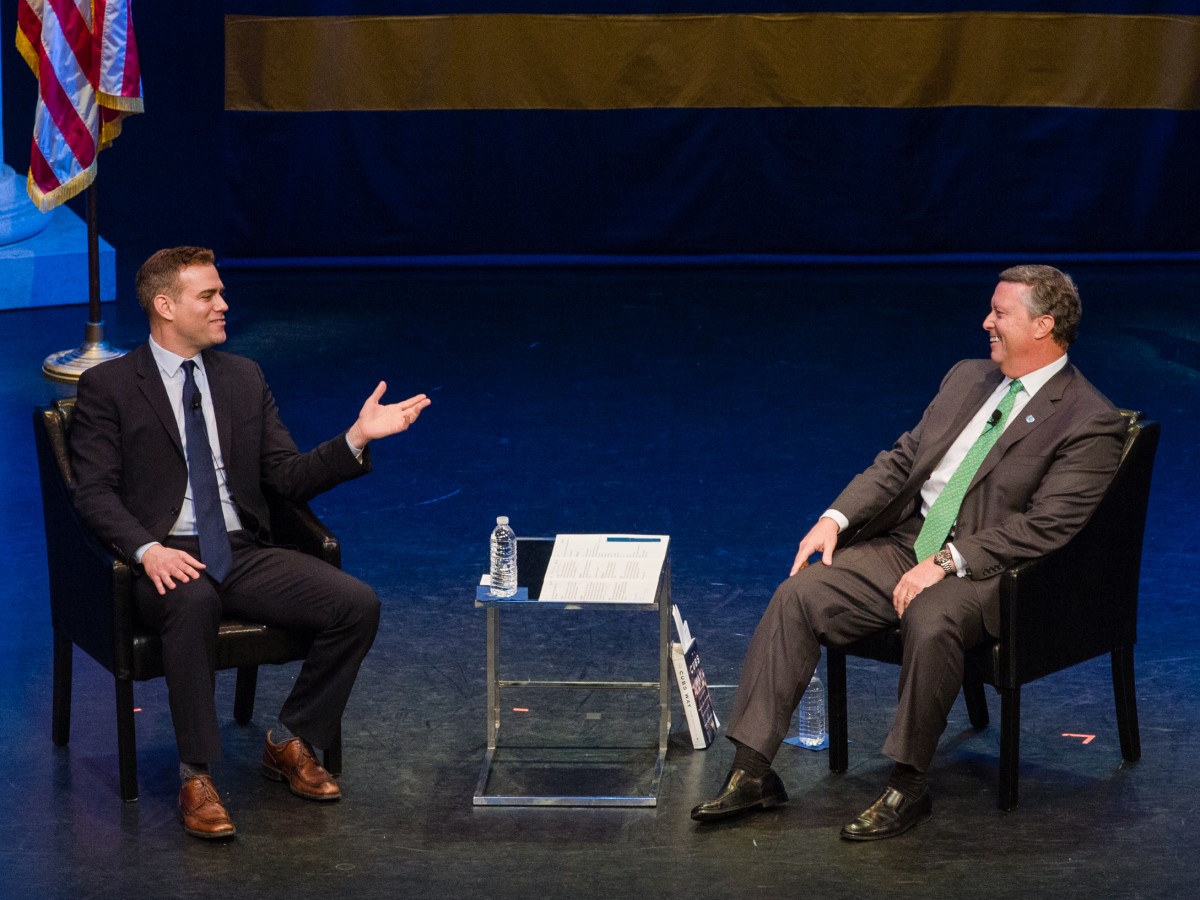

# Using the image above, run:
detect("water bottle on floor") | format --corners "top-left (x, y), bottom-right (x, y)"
top-left (489, 516), bottom-right (517, 598)
top-left (795, 675), bottom-right (828, 750)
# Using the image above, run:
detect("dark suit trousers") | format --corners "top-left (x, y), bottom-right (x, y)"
top-left (727, 516), bottom-right (989, 773)
top-left (134, 532), bottom-right (381, 763)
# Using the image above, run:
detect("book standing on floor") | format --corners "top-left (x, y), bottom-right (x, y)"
top-left (671, 605), bottom-right (720, 750)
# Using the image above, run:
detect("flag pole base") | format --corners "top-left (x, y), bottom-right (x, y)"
top-left (42, 320), bottom-right (125, 383)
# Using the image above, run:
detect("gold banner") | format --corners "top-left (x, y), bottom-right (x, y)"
top-left (226, 13), bottom-right (1200, 112)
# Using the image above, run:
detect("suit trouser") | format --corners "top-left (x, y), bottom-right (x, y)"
top-left (134, 531), bottom-right (381, 763)
top-left (727, 516), bottom-right (989, 773)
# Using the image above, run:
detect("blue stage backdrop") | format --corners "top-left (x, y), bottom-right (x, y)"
top-left (218, 2), bottom-right (1200, 263)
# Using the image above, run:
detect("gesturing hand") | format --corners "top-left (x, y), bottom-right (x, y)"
top-left (346, 382), bottom-right (431, 448)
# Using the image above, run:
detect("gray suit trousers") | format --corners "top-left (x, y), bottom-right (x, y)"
top-left (726, 516), bottom-right (989, 773)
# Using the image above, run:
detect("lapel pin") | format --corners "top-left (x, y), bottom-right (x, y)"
top-left (1025, 414), bottom-right (1035, 424)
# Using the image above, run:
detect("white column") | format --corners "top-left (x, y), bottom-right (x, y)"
top-left (0, 60), bottom-right (51, 244)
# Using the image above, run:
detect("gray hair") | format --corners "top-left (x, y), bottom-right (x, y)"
top-left (998, 264), bottom-right (1080, 348)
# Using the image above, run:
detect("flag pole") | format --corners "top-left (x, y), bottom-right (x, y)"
top-left (42, 183), bottom-right (125, 383)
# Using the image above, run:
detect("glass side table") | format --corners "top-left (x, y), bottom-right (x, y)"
top-left (473, 536), bottom-right (672, 806)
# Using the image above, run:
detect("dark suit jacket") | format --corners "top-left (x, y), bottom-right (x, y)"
top-left (70, 342), bottom-right (371, 563)
top-left (830, 358), bottom-right (1126, 627)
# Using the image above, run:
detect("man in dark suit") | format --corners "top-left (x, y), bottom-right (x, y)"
top-left (70, 246), bottom-right (431, 839)
top-left (691, 265), bottom-right (1126, 839)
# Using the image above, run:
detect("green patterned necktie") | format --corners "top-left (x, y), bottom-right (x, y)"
top-left (913, 379), bottom-right (1024, 561)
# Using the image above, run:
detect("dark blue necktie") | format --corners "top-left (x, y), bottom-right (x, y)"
top-left (181, 360), bottom-right (233, 582)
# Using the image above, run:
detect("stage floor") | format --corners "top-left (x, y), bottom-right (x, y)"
top-left (2, 263), bottom-right (1196, 898)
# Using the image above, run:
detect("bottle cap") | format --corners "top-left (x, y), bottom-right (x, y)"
top-left (496, 516), bottom-right (509, 525)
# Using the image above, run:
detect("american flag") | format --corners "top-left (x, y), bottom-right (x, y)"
top-left (16, 0), bottom-right (143, 212)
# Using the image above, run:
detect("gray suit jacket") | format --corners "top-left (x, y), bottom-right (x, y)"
top-left (831, 358), bottom-right (1126, 611)
top-left (70, 342), bottom-right (371, 564)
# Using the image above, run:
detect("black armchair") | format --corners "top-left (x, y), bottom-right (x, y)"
top-left (825, 410), bottom-right (1159, 811)
top-left (34, 397), bottom-right (343, 802)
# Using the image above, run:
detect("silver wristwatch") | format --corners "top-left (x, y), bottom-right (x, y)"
top-left (932, 546), bottom-right (956, 575)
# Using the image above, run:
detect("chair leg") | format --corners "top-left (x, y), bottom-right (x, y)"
top-left (1111, 646), bottom-right (1141, 763)
top-left (997, 686), bottom-right (1021, 811)
top-left (962, 672), bottom-right (990, 730)
top-left (324, 724), bottom-right (343, 775)
top-left (827, 648), bottom-right (849, 774)
top-left (115, 677), bottom-right (139, 802)
top-left (234, 666), bottom-right (259, 725)
top-left (52, 630), bottom-right (73, 747)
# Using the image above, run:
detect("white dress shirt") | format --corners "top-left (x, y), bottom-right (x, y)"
top-left (133, 339), bottom-right (244, 563)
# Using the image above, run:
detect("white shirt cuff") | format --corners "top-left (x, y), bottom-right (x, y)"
top-left (947, 542), bottom-right (969, 577)
top-left (822, 509), bottom-right (850, 532)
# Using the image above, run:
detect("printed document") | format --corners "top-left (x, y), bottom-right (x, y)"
top-left (540, 534), bottom-right (669, 603)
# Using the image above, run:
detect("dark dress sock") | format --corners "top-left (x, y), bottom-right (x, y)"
top-left (887, 762), bottom-right (929, 800)
top-left (732, 740), bottom-right (773, 779)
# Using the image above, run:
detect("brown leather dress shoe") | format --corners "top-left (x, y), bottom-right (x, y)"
top-left (262, 733), bottom-right (341, 801)
top-left (178, 775), bottom-right (236, 839)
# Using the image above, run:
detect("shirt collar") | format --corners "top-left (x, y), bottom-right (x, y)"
top-left (1004, 353), bottom-right (1068, 398)
top-left (149, 336), bottom-right (204, 379)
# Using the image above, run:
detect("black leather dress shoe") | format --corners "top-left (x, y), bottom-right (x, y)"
top-left (690, 768), bottom-right (789, 822)
top-left (840, 787), bottom-right (932, 841)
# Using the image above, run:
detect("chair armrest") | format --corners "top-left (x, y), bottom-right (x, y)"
top-left (266, 493), bottom-right (341, 568)
top-left (996, 547), bottom-right (1127, 687)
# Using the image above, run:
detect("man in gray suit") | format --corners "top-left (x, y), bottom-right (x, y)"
top-left (691, 265), bottom-right (1126, 840)
top-left (70, 247), bottom-right (430, 839)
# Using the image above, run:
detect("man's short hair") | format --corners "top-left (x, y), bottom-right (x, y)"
top-left (135, 246), bottom-right (216, 316)
top-left (999, 264), bottom-right (1081, 348)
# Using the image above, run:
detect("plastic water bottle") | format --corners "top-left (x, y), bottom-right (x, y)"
top-left (795, 675), bottom-right (828, 749)
top-left (489, 516), bottom-right (517, 598)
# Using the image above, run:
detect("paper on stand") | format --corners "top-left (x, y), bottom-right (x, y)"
top-left (540, 534), bottom-right (669, 603)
